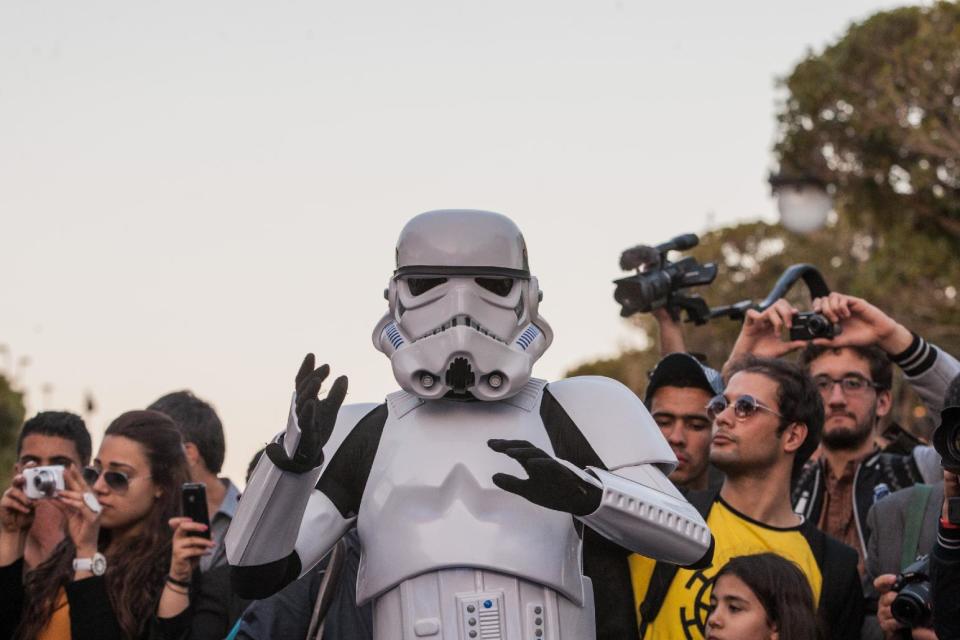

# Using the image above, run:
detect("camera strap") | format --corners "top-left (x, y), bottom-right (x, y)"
top-left (900, 483), bottom-right (933, 571)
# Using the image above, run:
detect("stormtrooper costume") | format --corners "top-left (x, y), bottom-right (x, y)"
top-left (226, 210), bottom-right (713, 640)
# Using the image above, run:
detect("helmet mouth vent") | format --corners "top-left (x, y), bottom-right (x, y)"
top-left (413, 315), bottom-right (507, 344)
top-left (445, 357), bottom-right (476, 393)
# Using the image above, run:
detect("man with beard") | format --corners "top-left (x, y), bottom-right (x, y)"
top-left (724, 291), bottom-right (960, 574)
top-left (794, 293), bottom-right (959, 575)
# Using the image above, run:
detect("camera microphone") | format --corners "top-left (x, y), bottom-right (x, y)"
top-left (657, 234), bottom-right (699, 253)
top-left (619, 245), bottom-right (662, 271)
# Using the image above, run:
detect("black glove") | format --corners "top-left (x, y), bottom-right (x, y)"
top-left (488, 439), bottom-right (602, 516)
top-left (266, 353), bottom-right (348, 474)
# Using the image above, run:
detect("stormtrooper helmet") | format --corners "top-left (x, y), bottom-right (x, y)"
top-left (372, 210), bottom-right (553, 401)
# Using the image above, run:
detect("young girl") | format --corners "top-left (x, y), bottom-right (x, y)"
top-left (706, 553), bottom-right (821, 640)
top-left (0, 410), bottom-right (214, 639)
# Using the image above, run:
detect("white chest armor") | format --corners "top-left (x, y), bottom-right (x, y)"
top-left (356, 380), bottom-right (584, 606)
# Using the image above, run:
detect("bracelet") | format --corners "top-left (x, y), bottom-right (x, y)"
top-left (164, 582), bottom-right (189, 595)
top-left (941, 516), bottom-right (960, 530)
top-left (166, 575), bottom-right (191, 589)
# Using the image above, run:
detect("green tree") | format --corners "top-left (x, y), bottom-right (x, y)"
top-left (775, 1), bottom-right (960, 242)
top-left (568, 3), bottom-right (960, 438)
top-left (0, 374), bottom-right (26, 487)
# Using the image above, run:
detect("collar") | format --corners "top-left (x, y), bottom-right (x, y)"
top-left (820, 445), bottom-right (880, 478)
top-left (215, 478), bottom-right (241, 520)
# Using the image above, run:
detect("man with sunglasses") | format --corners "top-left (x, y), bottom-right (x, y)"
top-left (631, 356), bottom-right (863, 640)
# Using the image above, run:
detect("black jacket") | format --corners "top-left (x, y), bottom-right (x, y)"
top-left (932, 522), bottom-right (960, 639)
top-left (792, 450), bottom-right (923, 560)
top-left (0, 557), bottom-right (191, 640)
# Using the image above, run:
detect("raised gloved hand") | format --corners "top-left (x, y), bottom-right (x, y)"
top-left (488, 439), bottom-right (602, 516)
top-left (266, 354), bottom-right (348, 474)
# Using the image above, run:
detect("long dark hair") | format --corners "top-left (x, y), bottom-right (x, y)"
top-left (713, 553), bottom-right (821, 640)
top-left (18, 411), bottom-right (189, 640)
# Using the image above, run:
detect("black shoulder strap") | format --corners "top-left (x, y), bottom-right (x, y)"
top-left (637, 489), bottom-right (717, 637)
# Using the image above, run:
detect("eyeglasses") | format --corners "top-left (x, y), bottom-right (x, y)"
top-left (813, 375), bottom-right (882, 396)
top-left (706, 394), bottom-right (784, 422)
top-left (82, 467), bottom-right (150, 493)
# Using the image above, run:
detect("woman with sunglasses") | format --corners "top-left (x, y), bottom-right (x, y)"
top-left (0, 410), bottom-right (214, 640)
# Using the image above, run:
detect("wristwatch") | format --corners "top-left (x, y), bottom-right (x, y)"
top-left (73, 552), bottom-right (107, 576)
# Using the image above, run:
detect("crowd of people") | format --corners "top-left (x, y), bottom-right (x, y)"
top-left (1, 281), bottom-right (959, 638)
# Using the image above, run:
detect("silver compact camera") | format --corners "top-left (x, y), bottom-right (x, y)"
top-left (23, 465), bottom-right (66, 499)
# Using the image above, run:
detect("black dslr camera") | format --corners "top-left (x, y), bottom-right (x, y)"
top-left (789, 311), bottom-right (841, 341)
top-left (935, 404), bottom-right (960, 475)
top-left (935, 401), bottom-right (960, 526)
top-left (613, 234), bottom-right (717, 324)
top-left (890, 557), bottom-right (933, 628)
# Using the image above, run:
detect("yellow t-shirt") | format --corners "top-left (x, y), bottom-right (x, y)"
top-left (630, 498), bottom-right (822, 640)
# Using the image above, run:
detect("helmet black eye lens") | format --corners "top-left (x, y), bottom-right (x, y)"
top-left (475, 277), bottom-right (514, 296)
top-left (407, 277), bottom-right (447, 296)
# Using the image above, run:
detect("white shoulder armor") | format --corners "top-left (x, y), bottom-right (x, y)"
top-left (547, 376), bottom-right (676, 474)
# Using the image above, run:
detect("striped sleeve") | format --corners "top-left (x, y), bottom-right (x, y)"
top-left (938, 522), bottom-right (960, 555)
top-left (891, 332), bottom-right (938, 377)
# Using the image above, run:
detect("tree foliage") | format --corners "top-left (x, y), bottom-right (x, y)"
top-left (775, 1), bottom-right (960, 242)
top-left (0, 374), bottom-right (26, 487)
top-left (568, 3), bottom-right (960, 439)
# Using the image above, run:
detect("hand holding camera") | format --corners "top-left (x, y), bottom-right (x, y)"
top-left (50, 466), bottom-right (103, 556)
top-left (0, 473), bottom-right (37, 534)
top-left (811, 293), bottom-right (913, 355)
top-left (725, 299), bottom-right (810, 371)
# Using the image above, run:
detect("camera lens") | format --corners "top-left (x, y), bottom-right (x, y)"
top-left (808, 314), bottom-right (832, 338)
top-left (891, 582), bottom-right (932, 627)
top-left (933, 414), bottom-right (960, 471)
top-left (34, 470), bottom-right (55, 497)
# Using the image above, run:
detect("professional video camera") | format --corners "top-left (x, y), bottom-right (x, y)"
top-left (890, 557), bottom-right (933, 628)
top-left (613, 234), bottom-right (718, 324)
top-left (613, 235), bottom-right (842, 337)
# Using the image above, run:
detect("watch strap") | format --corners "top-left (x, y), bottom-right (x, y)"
top-left (73, 552), bottom-right (106, 575)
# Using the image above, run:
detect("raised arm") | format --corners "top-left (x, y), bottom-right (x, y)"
top-left (226, 355), bottom-right (354, 599)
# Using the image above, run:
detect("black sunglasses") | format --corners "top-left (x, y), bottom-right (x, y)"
top-left (82, 467), bottom-right (150, 493)
top-left (706, 394), bottom-right (784, 422)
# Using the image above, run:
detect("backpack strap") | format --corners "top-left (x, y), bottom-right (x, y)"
top-left (899, 484), bottom-right (933, 571)
top-left (637, 489), bottom-right (717, 637)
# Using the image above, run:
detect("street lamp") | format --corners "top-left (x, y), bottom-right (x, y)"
top-left (768, 173), bottom-right (833, 234)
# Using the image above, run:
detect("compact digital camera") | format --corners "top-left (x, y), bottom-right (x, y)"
top-left (23, 465), bottom-right (66, 499)
top-left (789, 311), bottom-right (841, 341)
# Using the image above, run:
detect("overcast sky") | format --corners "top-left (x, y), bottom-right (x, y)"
top-left (1, 0), bottom-right (910, 483)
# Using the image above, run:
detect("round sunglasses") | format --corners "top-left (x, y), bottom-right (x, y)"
top-left (82, 467), bottom-right (151, 493)
top-left (706, 394), bottom-right (784, 422)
